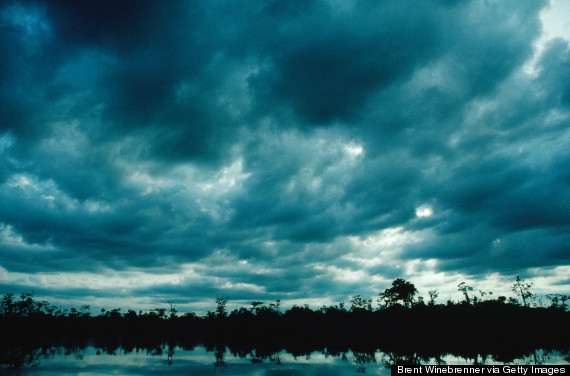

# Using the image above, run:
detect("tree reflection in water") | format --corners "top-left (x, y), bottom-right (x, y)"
top-left (214, 345), bottom-right (227, 371)
top-left (1, 341), bottom-right (568, 373)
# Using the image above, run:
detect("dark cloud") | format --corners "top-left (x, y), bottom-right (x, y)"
top-left (246, 0), bottom-right (545, 124)
top-left (0, 0), bottom-right (569, 309)
top-left (246, 1), bottom-right (441, 123)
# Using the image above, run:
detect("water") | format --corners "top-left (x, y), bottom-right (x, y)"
top-left (2, 344), bottom-right (568, 375)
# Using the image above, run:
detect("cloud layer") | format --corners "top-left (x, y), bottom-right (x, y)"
top-left (1, 0), bottom-right (569, 311)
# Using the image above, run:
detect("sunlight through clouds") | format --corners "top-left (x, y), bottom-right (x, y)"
top-left (415, 205), bottom-right (433, 218)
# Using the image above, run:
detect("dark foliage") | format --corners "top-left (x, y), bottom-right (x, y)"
top-left (1, 279), bottom-right (569, 370)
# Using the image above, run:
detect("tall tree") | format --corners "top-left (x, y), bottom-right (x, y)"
top-left (457, 282), bottom-right (474, 304)
top-left (216, 295), bottom-right (230, 318)
top-left (511, 276), bottom-right (534, 307)
top-left (378, 278), bottom-right (418, 308)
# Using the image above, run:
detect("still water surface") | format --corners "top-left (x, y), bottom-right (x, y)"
top-left (3, 345), bottom-right (569, 375)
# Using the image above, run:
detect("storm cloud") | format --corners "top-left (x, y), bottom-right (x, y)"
top-left (0, 0), bottom-right (569, 312)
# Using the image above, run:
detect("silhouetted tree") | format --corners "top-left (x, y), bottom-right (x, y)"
top-left (511, 276), bottom-right (534, 307)
top-left (349, 295), bottom-right (372, 311)
top-left (16, 292), bottom-right (36, 317)
top-left (546, 294), bottom-right (569, 310)
top-left (250, 301), bottom-right (264, 315)
top-left (168, 303), bottom-right (177, 319)
top-left (478, 290), bottom-right (493, 302)
top-left (0, 293), bottom-right (15, 317)
top-left (457, 282), bottom-right (474, 304)
top-left (151, 308), bottom-right (166, 319)
top-left (508, 297), bottom-right (520, 305)
top-left (378, 278), bottom-right (418, 308)
top-left (251, 300), bottom-right (281, 320)
top-left (428, 289), bottom-right (439, 306)
top-left (124, 310), bottom-right (137, 319)
top-left (215, 295), bottom-right (229, 318)
top-left (496, 296), bottom-right (507, 304)
top-left (107, 308), bottom-right (122, 319)
top-left (81, 305), bottom-right (91, 318)
top-left (68, 308), bottom-right (80, 319)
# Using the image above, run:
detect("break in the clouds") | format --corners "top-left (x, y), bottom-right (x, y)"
top-left (0, 0), bottom-right (569, 312)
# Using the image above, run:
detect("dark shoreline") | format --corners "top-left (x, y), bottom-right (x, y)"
top-left (2, 303), bottom-right (569, 362)
top-left (2, 287), bottom-right (569, 369)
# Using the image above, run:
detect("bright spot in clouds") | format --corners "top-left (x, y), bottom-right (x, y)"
top-left (415, 205), bottom-right (433, 218)
top-left (344, 144), bottom-right (364, 159)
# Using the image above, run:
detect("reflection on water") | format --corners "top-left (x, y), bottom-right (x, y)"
top-left (1, 343), bottom-right (569, 375)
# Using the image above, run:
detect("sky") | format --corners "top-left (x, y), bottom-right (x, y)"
top-left (0, 0), bottom-right (569, 314)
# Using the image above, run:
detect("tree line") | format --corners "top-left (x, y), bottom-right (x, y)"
top-left (1, 277), bottom-right (568, 355)
top-left (1, 276), bottom-right (568, 320)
